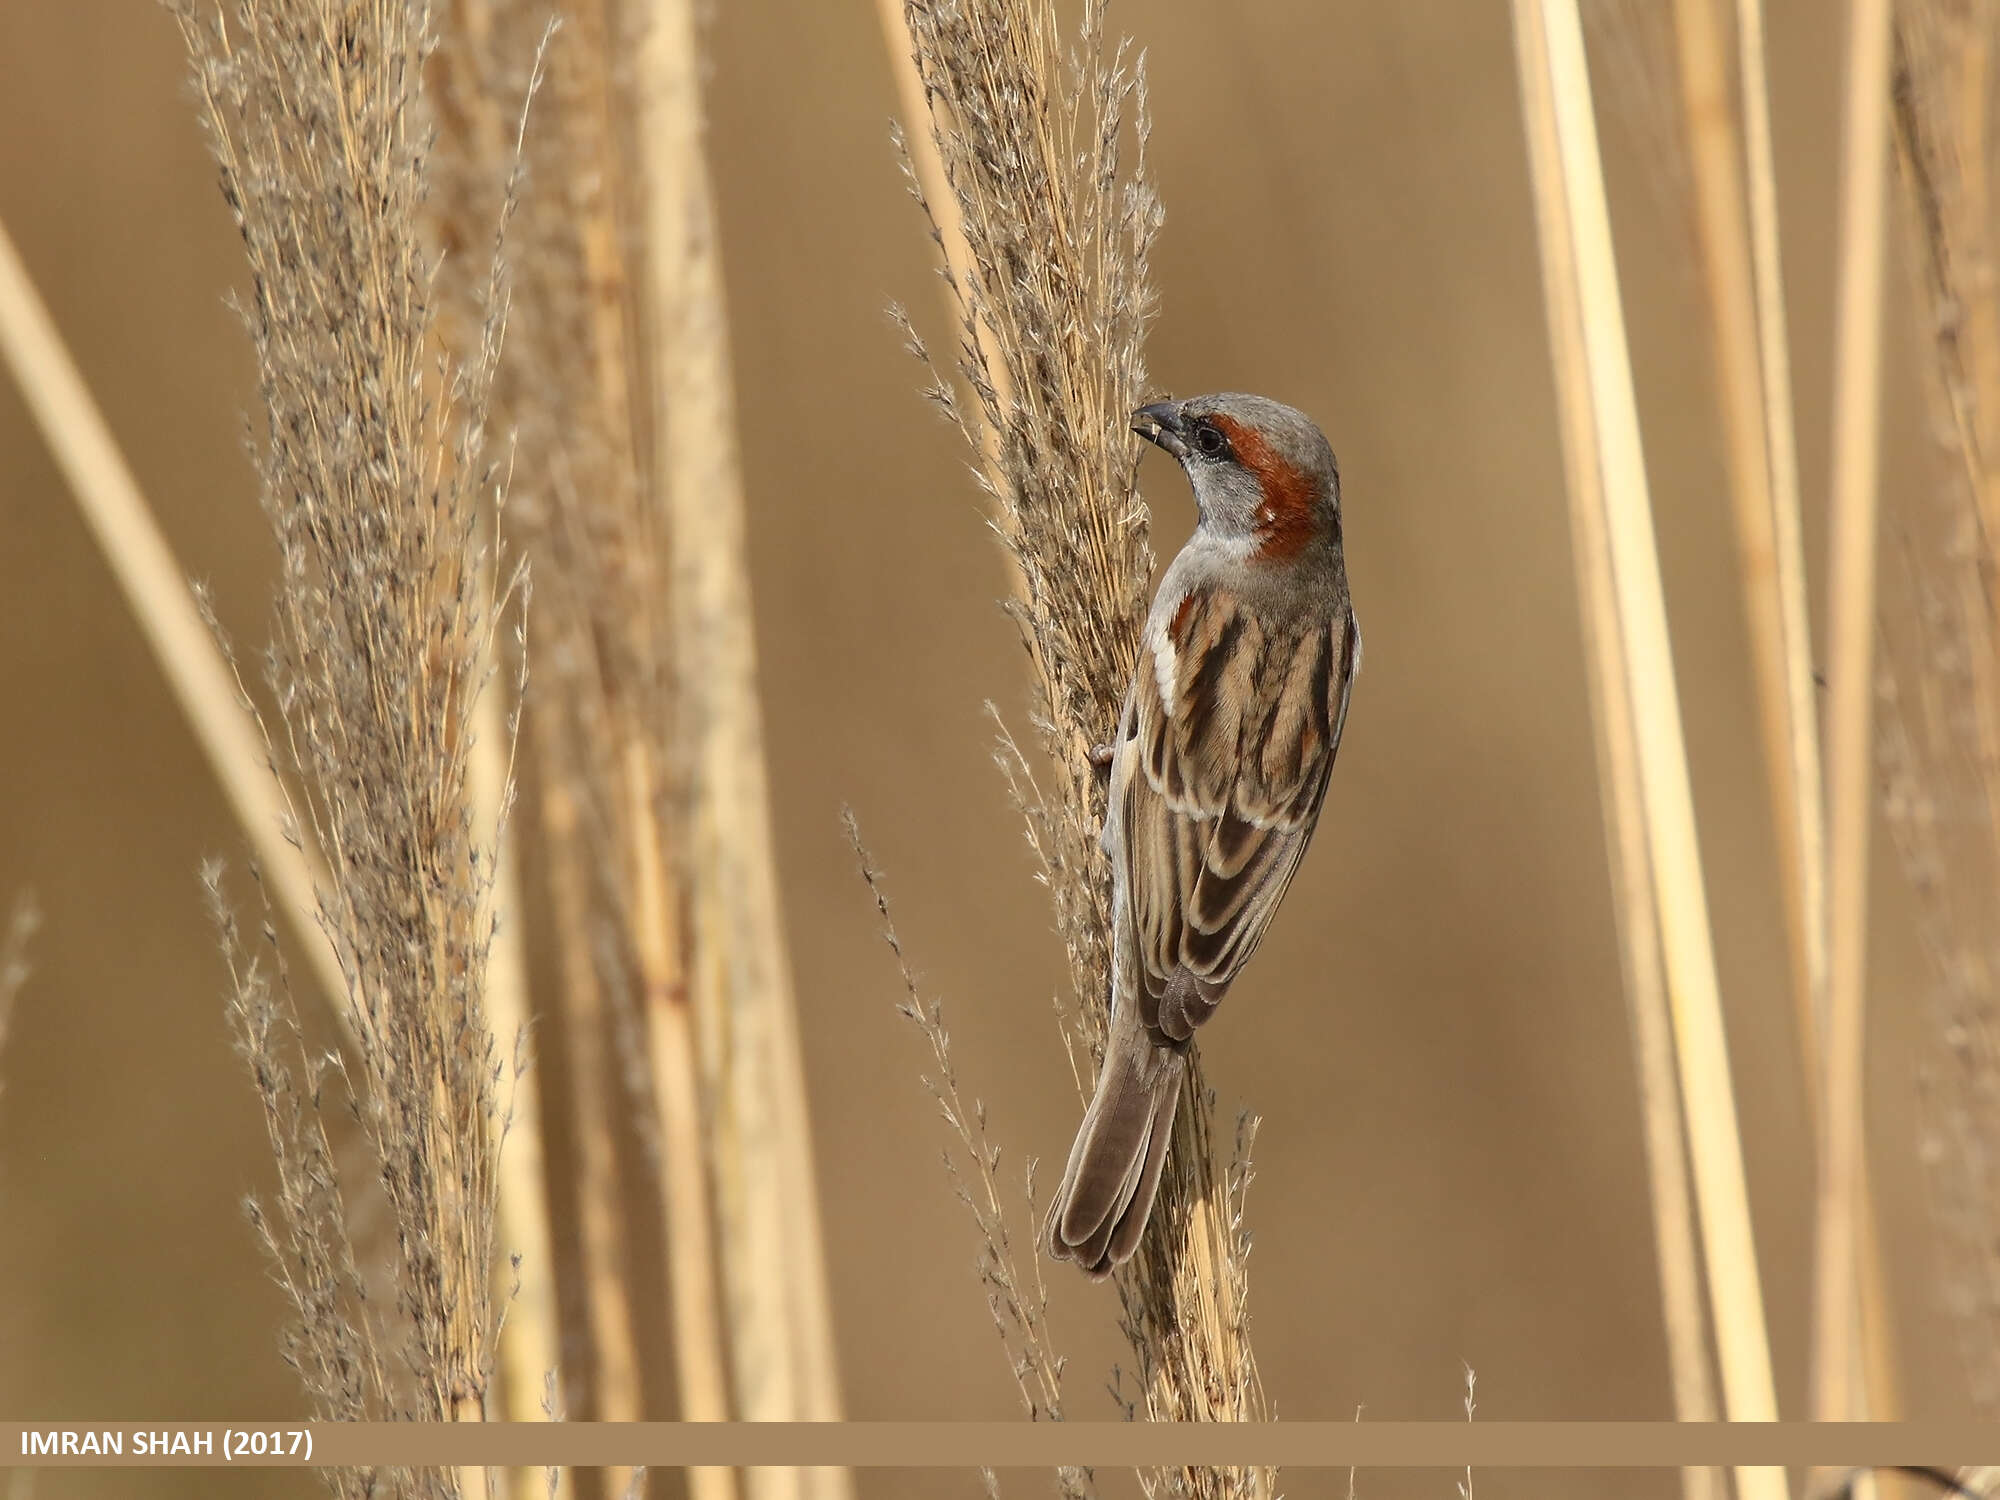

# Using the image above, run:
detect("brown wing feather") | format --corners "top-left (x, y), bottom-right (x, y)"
top-left (1118, 594), bottom-right (1358, 1043)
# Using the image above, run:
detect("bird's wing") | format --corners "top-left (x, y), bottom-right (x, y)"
top-left (1115, 590), bottom-right (1359, 1042)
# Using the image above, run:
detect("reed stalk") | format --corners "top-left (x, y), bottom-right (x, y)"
top-left (632, 10), bottom-right (848, 1500)
top-left (1519, 17), bottom-right (1723, 1500)
top-left (429, 0), bottom-right (692, 1469)
top-left (471, 645), bottom-right (565, 1464)
top-left (1815, 0), bottom-right (1894, 1435)
top-left (1671, 0), bottom-right (1903, 1439)
top-left (1671, 0), bottom-right (1829, 1068)
top-left (1511, 5), bottom-right (1783, 1498)
top-left (1673, 8), bottom-right (1837, 1482)
top-left (535, 772), bottom-right (643, 1489)
top-left (0, 216), bottom-right (345, 1020)
top-left (427, 6), bottom-right (849, 1492)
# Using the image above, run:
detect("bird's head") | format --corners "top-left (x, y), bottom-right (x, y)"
top-left (1131, 392), bottom-right (1340, 560)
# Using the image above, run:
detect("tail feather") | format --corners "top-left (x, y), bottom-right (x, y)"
top-left (1045, 1018), bottom-right (1185, 1278)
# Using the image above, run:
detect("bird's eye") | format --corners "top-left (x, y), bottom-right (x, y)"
top-left (1192, 422), bottom-right (1227, 458)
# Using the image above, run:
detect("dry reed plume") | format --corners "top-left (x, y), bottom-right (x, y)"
top-left (1880, 0), bottom-right (2000, 1418)
top-left (892, 2), bottom-right (1269, 1495)
top-left (171, 2), bottom-right (530, 1495)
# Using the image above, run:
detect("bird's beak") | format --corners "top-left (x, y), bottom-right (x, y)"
top-left (1131, 401), bottom-right (1189, 460)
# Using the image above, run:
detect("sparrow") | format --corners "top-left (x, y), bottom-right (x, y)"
top-left (1045, 392), bottom-right (1360, 1278)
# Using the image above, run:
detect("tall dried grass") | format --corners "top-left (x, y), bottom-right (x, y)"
top-left (1511, 6), bottom-right (1784, 1500)
top-left (172, 4), bottom-right (531, 1497)
top-left (1588, 0), bottom-right (1905, 1453)
top-left (889, 2), bottom-right (1268, 1496)
top-left (1523, 14), bottom-right (1723, 1497)
top-left (1816, 0), bottom-right (1894, 1433)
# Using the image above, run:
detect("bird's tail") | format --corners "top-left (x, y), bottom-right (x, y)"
top-left (1045, 1004), bottom-right (1185, 1278)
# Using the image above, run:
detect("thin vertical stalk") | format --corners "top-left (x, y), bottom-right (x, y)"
top-left (1519, 19), bottom-right (1724, 1500)
top-left (1737, 0), bottom-right (1903, 1436)
top-left (1673, 0), bottom-right (1829, 1067)
top-left (472, 655), bottom-right (564, 1498)
top-left (626, 742), bottom-right (737, 1500)
top-left (1512, 8), bottom-right (1784, 1500)
top-left (1678, 0), bottom-right (1905, 1434)
top-left (0, 217), bottom-right (345, 1020)
top-left (633, 12), bottom-right (849, 1500)
top-left (538, 778), bottom-right (643, 1488)
top-left (873, 0), bottom-right (1014, 423)
top-left (1815, 0), bottom-right (1894, 1431)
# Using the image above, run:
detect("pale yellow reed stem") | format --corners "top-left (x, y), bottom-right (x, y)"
top-left (1682, 0), bottom-right (1904, 1448)
top-left (1734, 0), bottom-right (1902, 1446)
top-left (624, 739), bottom-right (737, 1500)
top-left (873, 0), bottom-right (1014, 419)
top-left (1815, 0), bottom-right (1894, 1437)
top-left (1519, 19), bottom-right (1723, 1500)
top-left (538, 776), bottom-right (641, 1500)
top-left (1511, 7), bottom-right (1784, 1499)
top-left (471, 659), bottom-right (564, 1500)
top-left (1674, 0), bottom-right (1828, 1072)
top-left (0, 215), bottom-right (346, 1021)
top-left (634, 7), bottom-right (849, 1500)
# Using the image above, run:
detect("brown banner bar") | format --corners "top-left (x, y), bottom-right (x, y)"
top-left (4, 1423), bottom-right (2000, 1468)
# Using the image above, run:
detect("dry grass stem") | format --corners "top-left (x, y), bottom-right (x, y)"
top-left (536, 775), bottom-right (642, 1493)
top-left (1511, 6), bottom-right (1783, 1499)
top-left (173, 2), bottom-right (533, 1495)
top-left (1728, 0), bottom-right (1827, 1062)
top-left (428, 0), bottom-right (685, 1465)
top-left (634, 5), bottom-right (848, 1483)
top-left (1672, 0), bottom-right (1831, 1075)
top-left (0, 215), bottom-right (347, 1022)
top-left (471, 652), bottom-right (564, 1453)
top-left (432, 6), bottom-right (739, 1495)
top-left (873, 0), bottom-right (1015, 451)
top-left (1517, 15), bottom-right (1724, 1500)
top-left (847, 814), bottom-right (1094, 1500)
top-left (1815, 0), bottom-right (1894, 1432)
top-left (1879, 0), bottom-right (2000, 1417)
top-left (1733, 0), bottom-right (1902, 1438)
top-left (427, 4), bottom-right (847, 1491)
top-left (1668, 0), bottom-right (1902, 1437)
top-left (893, 3), bottom-right (1267, 1495)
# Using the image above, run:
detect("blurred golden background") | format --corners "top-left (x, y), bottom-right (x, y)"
top-left (0, 2), bottom-right (1972, 1498)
